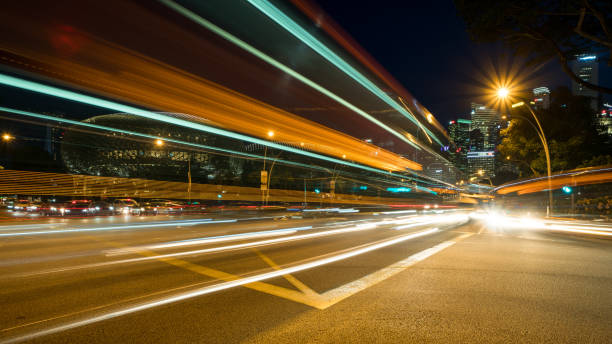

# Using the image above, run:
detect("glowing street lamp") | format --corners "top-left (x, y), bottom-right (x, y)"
top-left (497, 87), bottom-right (509, 98)
top-left (155, 139), bottom-right (164, 147)
top-left (2, 133), bottom-right (13, 141)
top-left (267, 130), bottom-right (274, 138)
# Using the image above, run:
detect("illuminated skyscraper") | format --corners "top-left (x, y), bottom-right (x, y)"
top-left (532, 87), bottom-right (550, 110)
top-left (468, 103), bottom-right (500, 177)
top-left (571, 54), bottom-right (599, 110)
top-left (448, 119), bottom-right (470, 174)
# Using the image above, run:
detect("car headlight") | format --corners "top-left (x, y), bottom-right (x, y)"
top-left (109, 206), bottom-right (114, 210)
top-left (50, 207), bottom-right (57, 211)
top-left (65, 209), bottom-right (70, 213)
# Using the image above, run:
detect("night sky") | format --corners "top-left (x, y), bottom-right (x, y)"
top-left (316, 1), bottom-right (599, 125)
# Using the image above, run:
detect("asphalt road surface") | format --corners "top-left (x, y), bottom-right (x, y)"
top-left (0, 210), bottom-right (610, 343)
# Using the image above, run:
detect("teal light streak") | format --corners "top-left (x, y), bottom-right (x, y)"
top-left (246, 0), bottom-right (443, 146)
top-left (416, 185), bottom-right (438, 195)
top-left (0, 74), bottom-right (400, 177)
top-left (0, 106), bottom-right (288, 166)
top-left (0, 105), bottom-right (444, 189)
top-left (3, 106), bottom-right (449, 188)
top-left (158, 0), bottom-right (421, 151)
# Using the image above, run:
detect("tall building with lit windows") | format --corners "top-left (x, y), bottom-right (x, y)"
top-left (571, 54), bottom-right (599, 110)
top-left (532, 87), bottom-right (550, 110)
top-left (448, 119), bottom-right (471, 174)
top-left (468, 103), bottom-right (500, 178)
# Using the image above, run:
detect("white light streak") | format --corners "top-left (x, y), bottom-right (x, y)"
top-left (0, 228), bottom-right (438, 343)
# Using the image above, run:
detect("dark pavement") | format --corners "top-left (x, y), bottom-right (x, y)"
top-left (0, 211), bottom-right (610, 343)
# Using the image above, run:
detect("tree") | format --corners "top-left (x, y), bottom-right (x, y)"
top-left (498, 86), bottom-right (608, 177)
top-left (454, 0), bottom-right (612, 94)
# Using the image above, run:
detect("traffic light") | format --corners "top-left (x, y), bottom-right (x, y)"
top-left (562, 186), bottom-right (572, 194)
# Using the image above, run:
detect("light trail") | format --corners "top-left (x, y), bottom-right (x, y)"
top-left (104, 223), bottom-right (379, 259)
top-left (245, 0), bottom-right (443, 146)
top-left (545, 225), bottom-right (612, 236)
top-left (0, 106), bottom-right (331, 175)
top-left (0, 219), bottom-right (234, 237)
top-left (159, 0), bottom-right (424, 151)
top-left (394, 221), bottom-right (438, 230)
top-left (106, 226), bottom-right (313, 254)
top-left (0, 227), bottom-right (438, 343)
top-left (15, 222), bottom-right (383, 277)
top-left (478, 212), bottom-right (612, 237)
top-left (0, 223), bottom-right (66, 231)
top-left (0, 74), bottom-right (416, 175)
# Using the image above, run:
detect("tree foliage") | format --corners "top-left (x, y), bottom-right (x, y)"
top-left (498, 86), bottom-right (608, 177)
top-left (454, 0), bottom-right (612, 94)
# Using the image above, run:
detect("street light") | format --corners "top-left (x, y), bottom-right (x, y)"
top-left (498, 88), bottom-right (554, 216)
top-left (155, 139), bottom-right (164, 147)
top-left (497, 87), bottom-right (509, 98)
top-left (267, 130), bottom-right (274, 138)
top-left (2, 133), bottom-right (13, 142)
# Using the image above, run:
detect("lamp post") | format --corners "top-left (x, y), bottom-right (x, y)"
top-left (497, 88), bottom-right (553, 216)
top-left (261, 131), bottom-right (274, 206)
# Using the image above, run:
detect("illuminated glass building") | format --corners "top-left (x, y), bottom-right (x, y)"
top-left (571, 54), bottom-right (599, 110)
top-left (448, 119), bottom-right (471, 174)
top-left (60, 113), bottom-right (242, 184)
top-left (468, 103), bottom-right (500, 177)
top-left (467, 151), bottom-right (495, 179)
top-left (597, 105), bottom-right (612, 136)
top-left (532, 87), bottom-right (550, 110)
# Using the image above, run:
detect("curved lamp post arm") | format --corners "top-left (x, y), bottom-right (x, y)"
top-left (512, 100), bottom-right (553, 216)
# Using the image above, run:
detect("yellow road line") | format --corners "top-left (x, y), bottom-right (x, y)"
top-left (251, 248), bottom-right (319, 297)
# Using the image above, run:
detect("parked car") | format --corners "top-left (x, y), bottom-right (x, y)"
top-left (113, 198), bottom-right (142, 215)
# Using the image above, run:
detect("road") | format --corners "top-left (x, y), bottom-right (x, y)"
top-left (0, 210), bottom-right (611, 343)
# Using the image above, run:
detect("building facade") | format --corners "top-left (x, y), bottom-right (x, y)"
top-left (533, 87), bottom-right (550, 110)
top-left (468, 103), bottom-right (500, 177)
top-left (571, 54), bottom-right (599, 110)
top-left (467, 151), bottom-right (495, 179)
top-left (448, 119), bottom-right (471, 174)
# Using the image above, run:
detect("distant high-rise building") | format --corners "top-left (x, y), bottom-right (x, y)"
top-left (571, 54), bottom-right (599, 110)
top-left (470, 103), bottom-right (500, 150)
top-left (532, 87), bottom-right (550, 110)
top-left (467, 151), bottom-right (495, 179)
top-left (448, 119), bottom-right (471, 174)
top-left (469, 103), bottom-right (500, 178)
top-left (597, 103), bottom-right (612, 136)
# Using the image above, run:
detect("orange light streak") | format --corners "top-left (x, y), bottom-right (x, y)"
top-left (0, 30), bottom-right (421, 172)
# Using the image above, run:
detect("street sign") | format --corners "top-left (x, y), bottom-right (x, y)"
top-left (260, 170), bottom-right (268, 191)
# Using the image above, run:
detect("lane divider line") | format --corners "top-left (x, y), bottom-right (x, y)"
top-left (315, 232), bottom-right (473, 309)
top-left (0, 227), bottom-right (442, 343)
